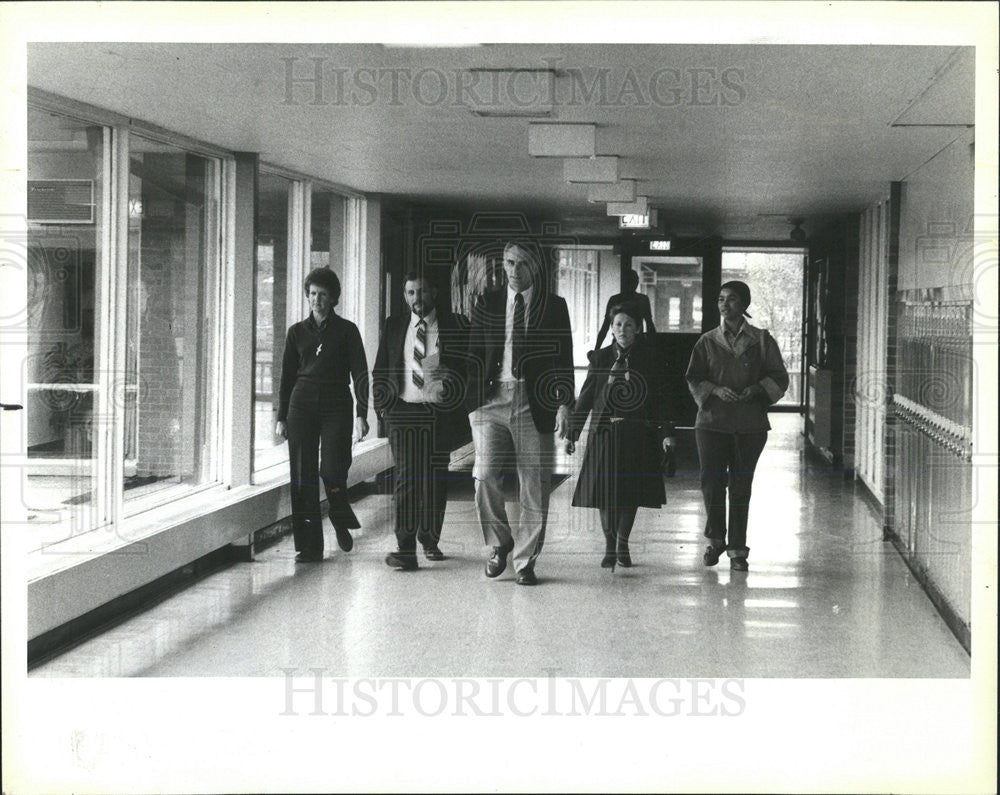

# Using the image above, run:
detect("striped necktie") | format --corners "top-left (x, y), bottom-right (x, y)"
top-left (412, 318), bottom-right (426, 389)
top-left (511, 292), bottom-right (526, 378)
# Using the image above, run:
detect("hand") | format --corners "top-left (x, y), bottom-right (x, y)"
top-left (555, 404), bottom-right (571, 440)
top-left (738, 384), bottom-right (764, 402)
top-left (275, 420), bottom-right (287, 440)
top-left (711, 385), bottom-right (741, 402)
top-left (565, 439), bottom-right (576, 455)
top-left (662, 436), bottom-right (676, 452)
top-left (353, 416), bottom-right (369, 444)
top-left (425, 378), bottom-right (446, 403)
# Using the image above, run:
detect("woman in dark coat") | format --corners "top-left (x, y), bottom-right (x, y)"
top-left (567, 302), bottom-right (675, 569)
top-left (275, 268), bottom-right (370, 562)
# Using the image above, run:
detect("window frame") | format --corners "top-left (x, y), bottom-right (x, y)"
top-left (25, 89), bottom-right (236, 551)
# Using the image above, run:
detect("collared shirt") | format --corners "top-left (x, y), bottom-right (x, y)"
top-left (721, 320), bottom-right (748, 352)
top-left (500, 285), bottom-right (533, 382)
top-left (400, 308), bottom-right (439, 402)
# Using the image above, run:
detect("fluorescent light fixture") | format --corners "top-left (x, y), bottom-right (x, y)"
top-left (607, 197), bottom-right (649, 216)
top-left (465, 69), bottom-right (555, 117)
top-left (563, 156), bottom-right (619, 183)
top-left (588, 180), bottom-right (636, 203)
top-left (528, 123), bottom-right (596, 157)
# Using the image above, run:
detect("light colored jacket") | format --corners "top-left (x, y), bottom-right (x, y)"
top-left (685, 322), bottom-right (789, 433)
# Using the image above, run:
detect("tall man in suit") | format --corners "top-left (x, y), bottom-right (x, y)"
top-left (373, 272), bottom-right (470, 570)
top-left (464, 241), bottom-right (575, 585)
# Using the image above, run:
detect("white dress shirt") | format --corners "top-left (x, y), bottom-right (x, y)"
top-left (501, 285), bottom-right (532, 383)
top-left (401, 308), bottom-right (439, 403)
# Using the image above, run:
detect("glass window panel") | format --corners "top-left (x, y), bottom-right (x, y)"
top-left (311, 188), bottom-right (349, 320)
top-left (25, 107), bottom-right (107, 546)
top-left (556, 247), bottom-right (601, 366)
top-left (721, 250), bottom-right (805, 406)
top-left (634, 256), bottom-right (703, 333)
top-left (125, 136), bottom-right (222, 504)
top-left (254, 172), bottom-right (294, 472)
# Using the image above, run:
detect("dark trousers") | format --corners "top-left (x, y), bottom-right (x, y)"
top-left (385, 401), bottom-right (451, 553)
top-left (286, 398), bottom-right (358, 555)
top-left (695, 429), bottom-right (768, 554)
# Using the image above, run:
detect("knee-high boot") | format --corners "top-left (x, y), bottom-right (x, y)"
top-left (616, 506), bottom-right (637, 567)
top-left (598, 508), bottom-right (617, 569)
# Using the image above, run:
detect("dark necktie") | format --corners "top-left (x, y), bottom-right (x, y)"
top-left (412, 319), bottom-right (426, 389)
top-left (608, 347), bottom-right (629, 384)
top-left (511, 292), bottom-right (526, 378)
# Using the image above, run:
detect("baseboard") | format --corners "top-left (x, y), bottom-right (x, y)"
top-left (884, 528), bottom-right (971, 655)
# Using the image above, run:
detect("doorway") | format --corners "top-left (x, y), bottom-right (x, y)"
top-left (721, 248), bottom-right (807, 410)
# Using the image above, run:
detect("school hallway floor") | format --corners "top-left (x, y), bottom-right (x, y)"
top-left (31, 414), bottom-right (970, 678)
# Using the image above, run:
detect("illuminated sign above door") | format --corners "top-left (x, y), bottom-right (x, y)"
top-left (617, 208), bottom-right (658, 230)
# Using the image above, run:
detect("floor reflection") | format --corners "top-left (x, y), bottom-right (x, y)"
top-left (31, 415), bottom-right (969, 678)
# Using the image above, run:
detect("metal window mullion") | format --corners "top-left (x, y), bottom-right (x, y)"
top-left (101, 125), bottom-right (130, 531)
top-left (302, 181), bottom-right (313, 274)
top-left (218, 157), bottom-right (236, 487)
top-left (286, 180), bottom-right (307, 325)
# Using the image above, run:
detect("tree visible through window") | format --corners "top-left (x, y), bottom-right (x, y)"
top-left (721, 249), bottom-right (805, 407)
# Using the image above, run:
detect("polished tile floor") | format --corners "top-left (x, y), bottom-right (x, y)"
top-left (31, 415), bottom-right (970, 677)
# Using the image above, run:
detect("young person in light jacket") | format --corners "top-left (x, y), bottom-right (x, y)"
top-left (685, 280), bottom-right (789, 572)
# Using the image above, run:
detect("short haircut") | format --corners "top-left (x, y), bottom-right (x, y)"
top-left (402, 271), bottom-right (434, 288)
top-left (503, 239), bottom-right (543, 265)
top-left (303, 268), bottom-right (341, 305)
top-left (607, 300), bottom-right (643, 327)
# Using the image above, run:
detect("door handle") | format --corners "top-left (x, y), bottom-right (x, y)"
top-left (1, 403), bottom-right (24, 411)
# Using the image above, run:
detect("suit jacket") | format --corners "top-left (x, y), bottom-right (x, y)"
top-left (569, 337), bottom-right (675, 443)
top-left (464, 288), bottom-right (575, 433)
top-left (372, 309), bottom-right (471, 447)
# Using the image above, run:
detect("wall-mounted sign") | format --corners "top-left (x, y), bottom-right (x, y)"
top-left (649, 239), bottom-right (672, 251)
top-left (617, 208), bottom-right (658, 230)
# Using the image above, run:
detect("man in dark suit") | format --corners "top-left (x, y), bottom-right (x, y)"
top-left (373, 272), bottom-right (469, 570)
top-left (464, 241), bottom-right (575, 585)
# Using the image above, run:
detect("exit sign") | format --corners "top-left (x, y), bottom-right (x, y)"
top-left (618, 208), bottom-right (658, 230)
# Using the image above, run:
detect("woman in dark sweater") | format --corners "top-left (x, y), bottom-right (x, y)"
top-left (568, 302), bottom-right (675, 570)
top-left (685, 280), bottom-right (789, 572)
top-left (276, 268), bottom-right (369, 562)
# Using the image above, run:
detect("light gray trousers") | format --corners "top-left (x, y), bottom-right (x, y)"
top-left (470, 381), bottom-right (554, 574)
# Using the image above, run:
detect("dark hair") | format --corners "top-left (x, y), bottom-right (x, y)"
top-left (402, 271), bottom-right (434, 288)
top-left (607, 300), bottom-right (643, 327)
top-left (623, 269), bottom-right (640, 290)
top-left (304, 268), bottom-right (341, 305)
top-left (719, 279), bottom-right (752, 318)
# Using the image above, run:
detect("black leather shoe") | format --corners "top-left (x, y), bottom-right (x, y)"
top-left (703, 544), bottom-right (725, 566)
top-left (385, 551), bottom-right (418, 570)
top-left (334, 525), bottom-right (354, 552)
top-left (617, 546), bottom-right (632, 568)
top-left (730, 556), bottom-right (749, 572)
top-left (600, 552), bottom-right (616, 569)
top-left (423, 544), bottom-right (446, 561)
top-left (485, 543), bottom-right (513, 578)
top-left (516, 568), bottom-right (537, 586)
top-left (295, 551), bottom-right (323, 563)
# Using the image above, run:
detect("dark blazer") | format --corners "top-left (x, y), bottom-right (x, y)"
top-left (372, 309), bottom-right (470, 446)
top-left (464, 288), bottom-right (575, 433)
top-left (569, 337), bottom-right (675, 443)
